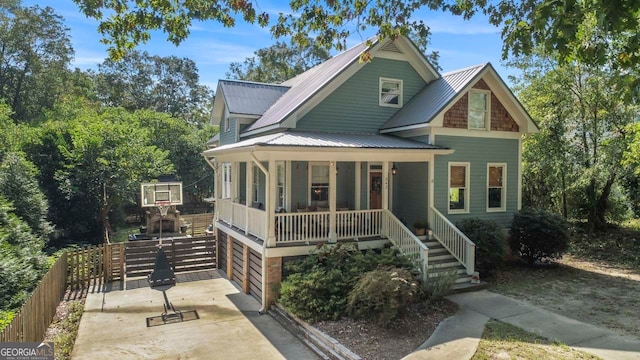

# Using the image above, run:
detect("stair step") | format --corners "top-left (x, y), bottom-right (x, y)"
top-left (426, 247), bottom-right (449, 255)
top-left (424, 241), bottom-right (442, 248)
top-left (427, 268), bottom-right (467, 277)
top-left (427, 261), bottom-right (462, 269)
top-left (428, 254), bottom-right (455, 262)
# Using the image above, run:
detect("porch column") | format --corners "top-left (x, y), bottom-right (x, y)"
top-left (245, 161), bottom-right (252, 235)
top-left (329, 161), bottom-right (337, 242)
top-left (266, 159), bottom-right (277, 247)
top-left (382, 161), bottom-right (389, 210)
top-left (213, 159), bottom-right (221, 222)
top-left (355, 161), bottom-right (361, 210)
top-left (230, 161), bottom-right (237, 224)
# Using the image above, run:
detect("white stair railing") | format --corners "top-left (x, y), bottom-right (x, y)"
top-left (429, 207), bottom-right (476, 275)
top-left (381, 210), bottom-right (429, 280)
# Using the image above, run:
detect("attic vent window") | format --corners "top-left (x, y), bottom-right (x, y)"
top-left (379, 78), bottom-right (403, 108)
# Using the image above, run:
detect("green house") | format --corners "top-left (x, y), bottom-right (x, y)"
top-left (203, 35), bottom-right (538, 308)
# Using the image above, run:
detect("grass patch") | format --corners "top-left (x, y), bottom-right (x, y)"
top-left (472, 320), bottom-right (601, 360)
top-left (53, 301), bottom-right (84, 360)
top-left (569, 220), bottom-right (640, 269)
top-left (109, 224), bottom-right (141, 243)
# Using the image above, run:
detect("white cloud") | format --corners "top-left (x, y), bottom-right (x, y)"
top-left (181, 40), bottom-right (256, 65)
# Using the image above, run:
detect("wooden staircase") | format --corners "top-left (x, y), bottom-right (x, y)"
top-left (422, 238), bottom-right (473, 285)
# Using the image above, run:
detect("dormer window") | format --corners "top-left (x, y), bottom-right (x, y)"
top-left (468, 90), bottom-right (490, 130)
top-left (224, 118), bottom-right (230, 132)
top-left (379, 78), bottom-right (403, 108)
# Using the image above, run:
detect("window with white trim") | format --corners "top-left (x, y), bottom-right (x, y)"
top-left (221, 162), bottom-right (232, 199)
top-left (487, 163), bottom-right (506, 211)
top-left (379, 78), bottom-right (403, 108)
top-left (276, 161), bottom-right (286, 209)
top-left (224, 117), bottom-right (230, 132)
top-left (448, 162), bottom-right (469, 213)
top-left (310, 164), bottom-right (329, 203)
top-left (468, 90), bottom-right (490, 130)
top-left (252, 165), bottom-right (259, 203)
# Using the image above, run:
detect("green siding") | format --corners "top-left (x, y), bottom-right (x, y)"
top-left (220, 118), bottom-right (236, 145)
top-left (239, 163), bottom-right (246, 202)
top-left (434, 136), bottom-right (519, 228)
top-left (336, 162), bottom-right (355, 208)
top-left (392, 162), bottom-right (428, 229)
top-left (360, 162), bottom-right (367, 209)
top-left (296, 58), bottom-right (426, 133)
top-left (291, 161), bottom-right (308, 210)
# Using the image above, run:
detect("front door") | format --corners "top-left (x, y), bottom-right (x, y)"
top-left (369, 171), bottom-right (382, 209)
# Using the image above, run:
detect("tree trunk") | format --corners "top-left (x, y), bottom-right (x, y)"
top-left (588, 173), bottom-right (616, 231)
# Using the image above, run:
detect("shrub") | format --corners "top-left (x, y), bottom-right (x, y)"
top-left (509, 208), bottom-right (570, 264)
top-left (279, 243), bottom-right (416, 321)
top-left (423, 269), bottom-right (458, 301)
top-left (456, 218), bottom-right (505, 277)
top-left (347, 268), bottom-right (419, 327)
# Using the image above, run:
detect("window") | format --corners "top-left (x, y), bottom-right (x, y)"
top-left (276, 161), bottom-right (286, 209)
top-left (252, 165), bottom-right (259, 203)
top-left (224, 117), bottom-right (230, 132)
top-left (221, 162), bottom-right (232, 199)
top-left (487, 163), bottom-right (506, 211)
top-left (448, 163), bottom-right (469, 213)
top-left (310, 164), bottom-right (329, 203)
top-left (379, 78), bottom-right (403, 108)
top-left (468, 90), bottom-right (490, 130)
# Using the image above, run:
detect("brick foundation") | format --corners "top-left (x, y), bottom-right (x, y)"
top-left (264, 256), bottom-right (282, 308)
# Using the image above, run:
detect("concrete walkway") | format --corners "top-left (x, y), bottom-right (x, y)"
top-left (72, 270), bottom-right (317, 359)
top-left (407, 290), bottom-right (640, 360)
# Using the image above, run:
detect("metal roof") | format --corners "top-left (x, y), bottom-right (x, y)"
top-left (219, 80), bottom-right (289, 116)
top-left (381, 63), bottom-right (488, 130)
top-left (243, 38), bottom-right (377, 132)
top-left (204, 131), bottom-right (447, 154)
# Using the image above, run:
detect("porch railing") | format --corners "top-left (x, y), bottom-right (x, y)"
top-left (429, 206), bottom-right (475, 275)
top-left (275, 211), bottom-right (331, 244)
top-left (218, 199), bottom-right (266, 240)
top-left (219, 199), bottom-right (232, 224)
top-left (232, 202), bottom-right (246, 230)
top-left (336, 209), bottom-right (383, 239)
top-left (381, 210), bottom-right (429, 278)
top-left (247, 207), bottom-right (266, 239)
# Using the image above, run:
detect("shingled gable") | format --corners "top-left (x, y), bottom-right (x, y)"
top-left (239, 35), bottom-right (440, 136)
top-left (381, 63), bottom-right (539, 133)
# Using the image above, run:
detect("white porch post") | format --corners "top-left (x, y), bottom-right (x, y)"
top-left (355, 161), bottom-right (361, 210)
top-left (212, 159), bottom-right (220, 222)
top-left (245, 161), bottom-right (252, 234)
top-left (382, 161), bottom-right (389, 210)
top-left (231, 161), bottom-right (237, 224)
top-left (266, 159), bottom-right (277, 247)
top-left (329, 161), bottom-right (337, 242)
top-left (428, 155), bottom-right (435, 228)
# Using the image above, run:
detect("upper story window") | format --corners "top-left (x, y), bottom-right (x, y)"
top-left (379, 78), bottom-right (403, 108)
top-left (224, 117), bottom-right (230, 132)
top-left (468, 90), bottom-right (490, 130)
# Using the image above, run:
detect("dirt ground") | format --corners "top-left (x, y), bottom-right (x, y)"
top-left (491, 255), bottom-right (640, 340)
top-left (314, 300), bottom-right (458, 360)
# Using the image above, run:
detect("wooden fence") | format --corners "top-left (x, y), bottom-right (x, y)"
top-left (0, 242), bottom-right (125, 342)
top-left (180, 213), bottom-right (214, 237)
top-left (125, 236), bottom-right (216, 277)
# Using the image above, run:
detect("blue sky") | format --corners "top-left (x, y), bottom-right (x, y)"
top-left (24, 0), bottom-right (516, 90)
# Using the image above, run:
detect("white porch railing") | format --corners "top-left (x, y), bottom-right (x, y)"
top-left (232, 202), bottom-right (246, 230)
top-left (381, 210), bottom-right (429, 278)
top-left (429, 206), bottom-right (476, 275)
top-left (247, 207), bottom-right (266, 239)
top-left (336, 210), bottom-right (383, 239)
top-left (218, 199), bottom-right (233, 224)
top-left (275, 211), bottom-right (331, 244)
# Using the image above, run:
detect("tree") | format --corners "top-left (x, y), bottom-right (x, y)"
top-left (95, 51), bottom-right (213, 123)
top-left (0, 152), bottom-right (52, 238)
top-left (227, 40), bottom-right (330, 83)
top-left (516, 55), bottom-right (637, 230)
top-left (0, 3), bottom-right (73, 122)
top-left (72, 0), bottom-right (640, 77)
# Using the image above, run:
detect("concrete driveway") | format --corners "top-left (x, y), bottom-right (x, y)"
top-left (72, 270), bottom-right (316, 359)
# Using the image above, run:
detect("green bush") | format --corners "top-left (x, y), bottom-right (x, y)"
top-left (279, 243), bottom-right (416, 322)
top-left (347, 268), bottom-right (419, 327)
top-left (509, 208), bottom-right (570, 264)
top-left (423, 269), bottom-right (458, 301)
top-left (456, 218), bottom-right (505, 277)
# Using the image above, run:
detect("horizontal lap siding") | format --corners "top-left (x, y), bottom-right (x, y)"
top-left (296, 58), bottom-right (426, 133)
top-left (218, 232), bottom-right (228, 277)
top-left (248, 249), bottom-right (262, 303)
top-left (434, 136), bottom-right (519, 228)
top-left (220, 118), bottom-right (237, 145)
top-left (392, 162), bottom-right (428, 229)
top-left (232, 241), bottom-right (243, 285)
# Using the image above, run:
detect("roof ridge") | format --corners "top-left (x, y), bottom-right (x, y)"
top-left (220, 79), bottom-right (290, 88)
top-left (442, 63), bottom-right (489, 77)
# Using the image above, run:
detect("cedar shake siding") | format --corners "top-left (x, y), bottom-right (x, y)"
top-left (443, 79), bottom-right (520, 132)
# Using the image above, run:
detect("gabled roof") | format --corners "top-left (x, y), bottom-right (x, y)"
top-left (381, 64), bottom-right (487, 130)
top-left (219, 80), bottom-right (289, 116)
top-left (203, 131), bottom-right (447, 155)
top-left (243, 38), bottom-right (376, 133)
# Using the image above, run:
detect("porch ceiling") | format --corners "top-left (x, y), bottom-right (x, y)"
top-left (203, 131), bottom-right (452, 162)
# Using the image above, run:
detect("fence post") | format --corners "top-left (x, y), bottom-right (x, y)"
top-left (171, 239), bottom-right (176, 272)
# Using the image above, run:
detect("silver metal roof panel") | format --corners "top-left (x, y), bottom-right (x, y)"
top-left (220, 80), bottom-right (289, 116)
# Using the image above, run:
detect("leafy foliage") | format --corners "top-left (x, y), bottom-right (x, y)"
top-left (457, 218), bottom-right (505, 277)
top-left (509, 208), bottom-right (570, 264)
top-left (347, 268), bottom-right (419, 327)
top-left (423, 269), bottom-right (458, 301)
top-left (227, 39), bottom-right (330, 83)
top-left (279, 244), bottom-right (415, 322)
